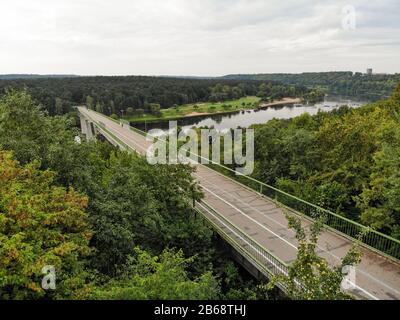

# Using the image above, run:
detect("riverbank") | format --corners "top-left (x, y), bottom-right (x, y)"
top-left (131, 96), bottom-right (365, 132)
top-left (127, 96), bottom-right (302, 123)
top-left (127, 96), bottom-right (260, 123)
top-left (258, 97), bottom-right (302, 109)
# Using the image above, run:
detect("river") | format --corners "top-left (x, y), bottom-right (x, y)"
top-left (132, 96), bottom-right (366, 132)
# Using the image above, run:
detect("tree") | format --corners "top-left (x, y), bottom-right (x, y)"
top-left (0, 150), bottom-right (92, 300)
top-left (55, 97), bottom-right (63, 115)
top-left (357, 127), bottom-right (400, 234)
top-left (95, 101), bottom-right (103, 113)
top-left (251, 88), bottom-right (400, 238)
top-left (0, 90), bottom-right (269, 300)
top-left (0, 90), bottom-right (96, 190)
top-left (392, 83), bottom-right (400, 102)
top-left (0, 90), bottom-right (49, 165)
top-left (0, 76), bottom-right (321, 115)
top-left (266, 211), bottom-right (362, 300)
top-left (87, 152), bottom-right (209, 275)
top-left (149, 103), bottom-right (162, 117)
top-left (135, 108), bottom-right (144, 117)
top-left (208, 105), bottom-right (216, 113)
top-left (86, 95), bottom-right (94, 110)
top-left (110, 99), bottom-right (116, 115)
top-left (92, 248), bottom-right (220, 300)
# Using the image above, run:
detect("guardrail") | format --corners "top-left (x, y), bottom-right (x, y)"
top-left (196, 201), bottom-right (293, 292)
top-left (210, 165), bottom-right (400, 260)
top-left (85, 108), bottom-right (400, 261)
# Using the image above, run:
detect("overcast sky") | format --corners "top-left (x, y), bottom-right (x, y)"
top-left (1, 0), bottom-right (399, 76)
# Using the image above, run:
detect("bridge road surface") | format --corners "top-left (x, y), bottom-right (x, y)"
top-left (78, 107), bottom-right (400, 300)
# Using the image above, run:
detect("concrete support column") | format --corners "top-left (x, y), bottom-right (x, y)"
top-left (93, 125), bottom-right (99, 136)
top-left (80, 116), bottom-right (87, 135)
top-left (85, 120), bottom-right (94, 141)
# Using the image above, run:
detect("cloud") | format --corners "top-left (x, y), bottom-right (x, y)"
top-left (0, 0), bottom-right (399, 75)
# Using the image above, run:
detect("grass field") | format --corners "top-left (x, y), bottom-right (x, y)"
top-left (127, 96), bottom-right (261, 123)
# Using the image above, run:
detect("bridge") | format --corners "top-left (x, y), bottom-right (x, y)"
top-left (78, 106), bottom-right (400, 300)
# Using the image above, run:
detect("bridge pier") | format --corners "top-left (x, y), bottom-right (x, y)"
top-left (79, 116), bottom-right (88, 136)
top-left (79, 112), bottom-right (96, 141)
top-left (86, 120), bottom-right (95, 140)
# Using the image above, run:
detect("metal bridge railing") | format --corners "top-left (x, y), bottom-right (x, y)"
top-left (217, 169), bottom-right (400, 260)
top-left (195, 201), bottom-right (292, 291)
top-left (86, 108), bottom-right (400, 261)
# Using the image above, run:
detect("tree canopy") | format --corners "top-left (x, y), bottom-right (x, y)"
top-left (0, 90), bottom-right (262, 300)
top-left (0, 150), bottom-right (92, 299)
top-left (0, 76), bottom-right (313, 116)
top-left (251, 83), bottom-right (400, 239)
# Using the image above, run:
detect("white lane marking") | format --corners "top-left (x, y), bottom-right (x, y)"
top-left (200, 184), bottom-right (298, 251)
top-left (197, 202), bottom-right (291, 277)
top-left (200, 183), bottom-right (380, 300)
top-left (194, 171), bottom-right (400, 297)
top-left (194, 172), bottom-right (289, 229)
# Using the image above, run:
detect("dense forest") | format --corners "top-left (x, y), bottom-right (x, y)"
top-left (0, 90), bottom-right (363, 300)
top-left (0, 90), bottom-right (273, 300)
top-left (2, 86), bottom-right (392, 299)
top-left (222, 72), bottom-right (400, 101)
top-left (0, 76), bottom-right (316, 117)
top-left (250, 84), bottom-right (400, 240)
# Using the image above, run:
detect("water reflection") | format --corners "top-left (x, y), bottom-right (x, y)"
top-left (132, 97), bottom-right (365, 132)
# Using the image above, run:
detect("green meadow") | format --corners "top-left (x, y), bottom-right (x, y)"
top-left (127, 96), bottom-right (261, 123)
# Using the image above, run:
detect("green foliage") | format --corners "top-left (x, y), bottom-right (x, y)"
top-left (92, 248), bottom-right (220, 300)
top-left (148, 103), bottom-right (161, 116)
top-left (224, 72), bottom-right (400, 101)
top-left (252, 88), bottom-right (400, 238)
top-left (356, 124), bottom-right (400, 232)
top-left (0, 76), bottom-right (313, 116)
top-left (95, 102), bottom-right (103, 113)
top-left (267, 212), bottom-right (361, 300)
top-left (0, 90), bottom-right (271, 300)
top-left (0, 90), bottom-right (50, 165)
top-left (126, 107), bottom-right (134, 116)
top-left (86, 96), bottom-right (94, 110)
top-left (0, 91), bottom-right (218, 275)
top-left (302, 87), bottom-right (326, 103)
top-left (55, 97), bottom-right (63, 115)
top-left (86, 152), bottom-right (212, 275)
top-left (0, 151), bottom-right (92, 299)
top-left (392, 83), bottom-right (400, 102)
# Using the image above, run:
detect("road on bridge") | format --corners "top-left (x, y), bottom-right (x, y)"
top-left (78, 107), bottom-right (400, 300)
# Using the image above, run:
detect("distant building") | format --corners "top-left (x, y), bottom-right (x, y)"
top-left (366, 68), bottom-right (373, 75)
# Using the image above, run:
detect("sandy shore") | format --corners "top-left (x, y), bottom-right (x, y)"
top-left (184, 97), bottom-right (302, 118)
top-left (258, 97), bottom-right (302, 109)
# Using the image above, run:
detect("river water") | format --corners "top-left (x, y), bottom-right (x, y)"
top-left (132, 96), bottom-right (366, 132)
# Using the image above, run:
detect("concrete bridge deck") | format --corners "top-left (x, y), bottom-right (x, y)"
top-left (78, 106), bottom-right (400, 300)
